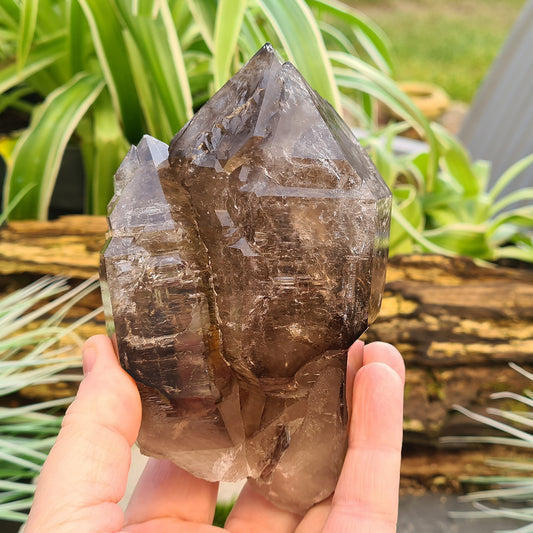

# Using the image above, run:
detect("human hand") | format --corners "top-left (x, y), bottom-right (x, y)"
top-left (26, 335), bottom-right (404, 533)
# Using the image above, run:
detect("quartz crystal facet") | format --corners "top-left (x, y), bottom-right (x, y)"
top-left (100, 43), bottom-right (391, 513)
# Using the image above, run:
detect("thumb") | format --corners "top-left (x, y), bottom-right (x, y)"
top-left (26, 335), bottom-right (142, 533)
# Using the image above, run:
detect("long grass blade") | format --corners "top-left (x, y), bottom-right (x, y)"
top-left (118, 3), bottom-right (193, 139)
top-left (77, 0), bottom-right (144, 142)
top-left (4, 73), bottom-right (104, 220)
top-left (490, 153), bottom-right (533, 201)
top-left (89, 90), bottom-right (129, 214)
top-left (186, 0), bottom-right (216, 52)
top-left (67, 0), bottom-right (88, 76)
top-left (0, 34), bottom-right (66, 94)
top-left (453, 405), bottom-right (533, 443)
top-left (17, 0), bottom-right (39, 70)
top-left (213, 0), bottom-right (247, 90)
top-left (256, 0), bottom-right (341, 111)
top-left (307, 0), bottom-right (393, 74)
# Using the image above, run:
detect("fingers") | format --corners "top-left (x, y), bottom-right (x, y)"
top-left (294, 496), bottom-right (332, 533)
top-left (323, 342), bottom-right (404, 533)
top-left (122, 458), bottom-right (218, 531)
top-left (25, 335), bottom-right (142, 533)
top-left (346, 341), bottom-right (364, 413)
top-left (224, 483), bottom-right (302, 533)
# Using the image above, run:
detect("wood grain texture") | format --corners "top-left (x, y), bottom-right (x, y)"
top-left (2, 218), bottom-right (532, 491)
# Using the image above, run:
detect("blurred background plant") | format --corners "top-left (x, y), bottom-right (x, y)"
top-left (1, 0), bottom-right (532, 264)
top-left (1, 0), bottom-right (423, 219)
top-left (441, 364), bottom-right (533, 533)
top-left (0, 275), bottom-right (101, 523)
top-left (362, 123), bottom-right (533, 263)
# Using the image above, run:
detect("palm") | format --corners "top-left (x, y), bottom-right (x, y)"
top-left (26, 336), bottom-right (404, 533)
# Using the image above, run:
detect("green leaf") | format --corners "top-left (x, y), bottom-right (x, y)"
top-left (0, 34), bottom-right (65, 94)
top-left (4, 73), bottom-right (104, 220)
top-left (213, 0), bottom-right (247, 90)
top-left (17, 0), bottom-right (38, 70)
top-left (0, 1), bottom-right (20, 32)
top-left (389, 185), bottom-right (423, 255)
top-left (489, 152), bottom-right (533, 201)
top-left (392, 203), bottom-right (456, 257)
top-left (256, 0), bottom-right (341, 111)
top-left (432, 122), bottom-right (479, 196)
top-left (490, 209), bottom-right (533, 231)
top-left (0, 185), bottom-right (34, 227)
top-left (471, 159), bottom-right (491, 193)
top-left (489, 222), bottom-right (531, 247)
top-left (494, 245), bottom-right (533, 263)
top-left (117, 3), bottom-right (193, 139)
top-left (318, 20), bottom-right (356, 55)
top-left (0, 86), bottom-right (33, 116)
top-left (170, 0), bottom-right (194, 37)
top-left (307, 0), bottom-right (393, 74)
top-left (423, 224), bottom-right (492, 259)
top-left (89, 90), bottom-right (129, 215)
top-left (332, 62), bottom-right (437, 189)
top-left (239, 10), bottom-right (269, 58)
top-left (67, 0), bottom-right (88, 76)
top-left (186, 0), bottom-right (217, 52)
top-left (122, 31), bottom-right (173, 141)
top-left (77, 0), bottom-right (144, 142)
top-left (489, 187), bottom-right (533, 217)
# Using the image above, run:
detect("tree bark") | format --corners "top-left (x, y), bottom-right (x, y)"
top-left (2, 217), bottom-right (533, 492)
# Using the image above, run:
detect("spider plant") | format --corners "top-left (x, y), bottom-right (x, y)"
top-left (0, 0), bottom-right (434, 220)
top-left (0, 275), bottom-right (102, 523)
top-left (362, 122), bottom-right (533, 262)
top-left (441, 363), bottom-right (533, 533)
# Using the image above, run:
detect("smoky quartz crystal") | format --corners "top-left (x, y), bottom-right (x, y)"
top-left (100, 43), bottom-right (391, 513)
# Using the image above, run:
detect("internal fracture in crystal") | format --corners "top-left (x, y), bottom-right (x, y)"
top-left (100, 43), bottom-right (391, 513)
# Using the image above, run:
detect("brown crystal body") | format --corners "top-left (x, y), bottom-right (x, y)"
top-left (100, 44), bottom-right (391, 513)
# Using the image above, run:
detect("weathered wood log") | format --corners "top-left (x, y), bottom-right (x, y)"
top-left (0, 215), bottom-right (106, 279)
top-left (2, 217), bottom-right (533, 491)
top-left (363, 254), bottom-right (533, 444)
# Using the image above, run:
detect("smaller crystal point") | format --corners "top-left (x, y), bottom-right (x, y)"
top-left (101, 43), bottom-right (391, 514)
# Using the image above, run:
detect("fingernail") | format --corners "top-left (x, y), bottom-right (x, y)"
top-left (82, 345), bottom-right (97, 376)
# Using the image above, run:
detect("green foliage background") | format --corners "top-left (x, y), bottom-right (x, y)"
top-left (0, 0), bottom-right (532, 262)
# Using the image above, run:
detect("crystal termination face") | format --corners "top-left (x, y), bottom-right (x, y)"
top-left (100, 43), bottom-right (391, 514)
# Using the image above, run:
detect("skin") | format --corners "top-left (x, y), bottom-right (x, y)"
top-left (26, 335), bottom-right (405, 533)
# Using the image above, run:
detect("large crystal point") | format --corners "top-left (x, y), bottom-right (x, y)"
top-left (101, 43), bottom-right (391, 513)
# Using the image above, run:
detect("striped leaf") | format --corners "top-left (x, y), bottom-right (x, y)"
top-left (4, 73), bottom-right (104, 220)
top-left (17, 0), bottom-right (38, 70)
top-left (67, 0), bottom-right (88, 76)
top-left (77, 0), bottom-right (144, 142)
top-left (0, 34), bottom-right (66, 94)
top-left (331, 53), bottom-right (438, 190)
top-left (489, 152), bottom-right (533, 201)
top-left (256, 0), bottom-right (341, 111)
top-left (186, 0), bottom-right (217, 52)
top-left (117, 2), bottom-right (193, 139)
top-left (213, 0), bottom-right (247, 90)
top-left (239, 10), bottom-right (269, 58)
top-left (308, 0), bottom-right (393, 74)
top-left (89, 90), bottom-right (129, 215)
